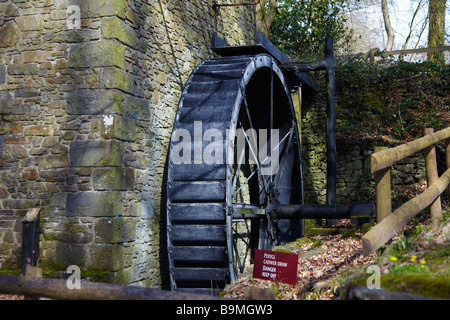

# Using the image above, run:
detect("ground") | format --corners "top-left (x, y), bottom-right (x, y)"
top-left (223, 214), bottom-right (450, 300)
top-left (223, 219), bottom-right (377, 300)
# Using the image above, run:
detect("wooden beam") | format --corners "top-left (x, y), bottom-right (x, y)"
top-left (424, 128), bottom-right (442, 223)
top-left (374, 147), bottom-right (391, 223)
top-left (362, 168), bottom-right (450, 256)
top-left (0, 274), bottom-right (223, 300)
top-left (371, 127), bottom-right (450, 173)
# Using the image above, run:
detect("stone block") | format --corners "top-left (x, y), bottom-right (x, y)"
top-left (88, 244), bottom-right (124, 271)
top-left (24, 125), bottom-right (53, 136)
top-left (0, 92), bottom-right (12, 114)
top-left (55, 243), bottom-right (89, 267)
top-left (69, 140), bottom-right (122, 167)
top-left (66, 191), bottom-right (121, 217)
top-left (23, 51), bottom-right (52, 63)
top-left (0, 3), bottom-right (19, 17)
top-left (41, 155), bottom-right (69, 170)
top-left (94, 217), bottom-right (137, 243)
top-left (0, 21), bottom-right (21, 48)
top-left (15, 89), bottom-right (40, 98)
top-left (67, 89), bottom-right (119, 115)
top-left (0, 64), bottom-right (5, 84)
top-left (101, 17), bottom-right (137, 47)
top-left (16, 15), bottom-right (45, 31)
top-left (99, 67), bottom-right (139, 96)
top-left (7, 64), bottom-right (39, 75)
top-left (0, 136), bottom-right (3, 157)
top-left (69, 42), bottom-right (125, 68)
top-left (100, 115), bottom-right (137, 141)
top-left (69, 0), bottom-right (126, 18)
top-left (93, 168), bottom-right (135, 191)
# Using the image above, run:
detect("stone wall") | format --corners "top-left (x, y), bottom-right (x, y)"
top-left (301, 96), bottom-right (426, 207)
top-left (0, 0), bottom-right (255, 287)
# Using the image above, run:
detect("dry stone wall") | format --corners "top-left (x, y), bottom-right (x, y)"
top-left (0, 0), bottom-right (254, 287)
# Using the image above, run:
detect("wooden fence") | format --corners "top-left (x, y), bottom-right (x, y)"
top-left (362, 126), bottom-right (450, 256)
top-left (337, 45), bottom-right (450, 63)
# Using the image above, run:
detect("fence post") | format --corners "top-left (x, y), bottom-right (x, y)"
top-left (446, 124), bottom-right (450, 200)
top-left (374, 146), bottom-right (391, 223)
top-left (424, 128), bottom-right (442, 223)
top-left (21, 208), bottom-right (41, 276)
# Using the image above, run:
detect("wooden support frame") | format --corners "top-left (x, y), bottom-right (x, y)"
top-left (364, 125), bottom-right (450, 255)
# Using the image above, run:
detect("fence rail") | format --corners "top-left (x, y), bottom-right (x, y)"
top-left (338, 46), bottom-right (450, 63)
top-left (362, 126), bottom-right (450, 256)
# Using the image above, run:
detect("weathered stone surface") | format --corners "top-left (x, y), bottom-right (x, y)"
top-left (7, 64), bottom-right (39, 75)
top-left (69, 0), bottom-right (126, 18)
top-left (101, 17), bottom-right (137, 47)
top-left (0, 64), bottom-right (5, 84)
top-left (66, 89), bottom-right (118, 115)
top-left (88, 244), bottom-right (124, 271)
top-left (0, 92), bottom-right (12, 114)
top-left (66, 191), bottom-right (121, 217)
top-left (93, 168), bottom-right (135, 191)
top-left (94, 217), bottom-right (137, 243)
top-left (24, 125), bottom-right (53, 136)
top-left (0, 136), bottom-right (3, 157)
top-left (0, 3), bottom-right (19, 17)
top-left (42, 29), bottom-right (101, 43)
top-left (14, 88), bottom-right (40, 98)
top-left (41, 155), bottom-right (69, 170)
top-left (100, 115), bottom-right (137, 141)
top-left (69, 140), bottom-right (122, 167)
top-left (16, 15), bottom-right (45, 31)
top-left (69, 42), bottom-right (125, 68)
top-left (23, 51), bottom-right (52, 63)
top-left (99, 67), bottom-right (139, 96)
top-left (0, 21), bottom-right (20, 48)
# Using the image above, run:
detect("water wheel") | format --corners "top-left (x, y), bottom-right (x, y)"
top-left (166, 54), bottom-right (304, 294)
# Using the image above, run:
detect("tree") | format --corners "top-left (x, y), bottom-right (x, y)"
top-left (269, 0), bottom-right (353, 61)
top-left (381, 0), bottom-right (394, 51)
top-left (256, 0), bottom-right (279, 36)
top-left (427, 0), bottom-right (446, 63)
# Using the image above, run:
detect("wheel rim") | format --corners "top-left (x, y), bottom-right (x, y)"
top-left (167, 54), bottom-right (303, 293)
top-left (227, 56), bottom-right (303, 282)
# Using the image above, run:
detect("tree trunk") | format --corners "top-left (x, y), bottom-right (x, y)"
top-left (381, 0), bottom-right (395, 51)
top-left (427, 0), bottom-right (446, 62)
top-left (0, 274), bottom-right (222, 300)
top-left (256, 0), bottom-right (278, 36)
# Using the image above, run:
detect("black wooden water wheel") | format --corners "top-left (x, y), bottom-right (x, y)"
top-left (166, 54), bottom-right (304, 294)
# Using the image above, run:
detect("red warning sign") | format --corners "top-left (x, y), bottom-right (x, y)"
top-left (253, 249), bottom-right (298, 285)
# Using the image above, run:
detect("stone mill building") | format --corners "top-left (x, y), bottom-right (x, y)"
top-left (0, 0), bottom-right (427, 290)
top-left (0, 0), bottom-right (256, 287)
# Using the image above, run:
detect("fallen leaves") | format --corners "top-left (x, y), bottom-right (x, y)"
top-left (224, 231), bottom-right (377, 300)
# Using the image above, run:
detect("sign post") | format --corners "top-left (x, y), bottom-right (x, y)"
top-left (253, 249), bottom-right (298, 285)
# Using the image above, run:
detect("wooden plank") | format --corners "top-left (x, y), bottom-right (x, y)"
top-left (168, 203), bottom-right (226, 224)
top-left (171, 246), bottom-right (227, 265)
top-left (22, 208), bottom-right (40, 223)
top-left (169, 225), bottom-right (227, 245)
top-left (371, 127), bottom-right (450, 173)
top-left (168, 181), bottom-right (226, 203)
top-left (172, 267), bottom-right (228, 282)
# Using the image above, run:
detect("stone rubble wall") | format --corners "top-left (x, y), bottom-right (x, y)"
top-left (0, 0), bottom-right (255, 287)
top-left (301, 100), bottom-right (426, 207)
